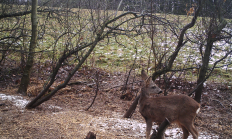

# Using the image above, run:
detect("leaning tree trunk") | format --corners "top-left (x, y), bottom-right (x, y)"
top-left (26, 41), bottom-right (98, 109)
top-left (150, 118), bottom-right (170, 139)
top-left (123, 94), bottom-right (140, 118)
top-left (17, 0), bottom-right (38, 95)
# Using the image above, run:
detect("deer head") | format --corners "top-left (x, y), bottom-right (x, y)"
top-left (141, 69), bottom-right (162, 95)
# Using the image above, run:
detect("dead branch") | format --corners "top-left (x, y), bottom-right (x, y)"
top-left (67, 81), bottom-right (87, 86)
top-left (86, 71), bottom-right (99, 111)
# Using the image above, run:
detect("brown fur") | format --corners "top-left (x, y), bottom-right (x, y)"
top-left (139, 70), bottom-right (200, 139)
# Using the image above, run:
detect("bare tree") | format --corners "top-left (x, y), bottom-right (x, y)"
top-left (0, 2), bottom-right (32, 65)
top-left (17, 0), bottom-right (38, 95)
top-left (0, 0), bottom-right (60, 88)
top-left (26, 0), bottom-right (147, 108)
top-left (194, 0), bottom-right (231, 102)
top-left (151, 0), bottom-right (202, 80)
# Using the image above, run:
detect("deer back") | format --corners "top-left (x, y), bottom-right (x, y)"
top-left (139, 90), bottom-right (200, 125)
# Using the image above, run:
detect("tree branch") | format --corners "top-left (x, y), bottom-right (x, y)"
top-left (86, 71), bottom-right (99, 111)
top-left (152, 0), bottom-right (202, 80)
top-left (189, 49), bottom-right (232, 96)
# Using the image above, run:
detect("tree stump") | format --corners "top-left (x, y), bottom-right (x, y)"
top-left (85, 131), bottom-right (96, 139)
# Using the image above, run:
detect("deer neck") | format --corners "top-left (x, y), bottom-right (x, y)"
top-left (139, 87), bottom-right (149, 105)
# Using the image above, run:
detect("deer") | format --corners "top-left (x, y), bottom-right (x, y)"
top-left (139, 69), bottom-right (200, 139)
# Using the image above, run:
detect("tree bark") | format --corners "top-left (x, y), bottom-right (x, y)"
top-left (194, 33), bottom-right (213, 102)
top-left (123, 94), bottom-right (140, 118)
top-left (17, 0), bottom-right (38, 96)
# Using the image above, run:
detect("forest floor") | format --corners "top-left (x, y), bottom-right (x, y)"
top-left (0, 65), bottom-right (231, 139)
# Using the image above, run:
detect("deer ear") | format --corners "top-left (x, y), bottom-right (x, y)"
top-left (145, 76), bottom-right (152, 87)
top-left (141, 69), bottom-right (148, 81)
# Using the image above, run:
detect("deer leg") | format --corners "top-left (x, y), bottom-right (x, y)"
top-left (190, 123), bottom-right (199, 139)
top-left (181, 122), bottom-right (198, 139)
top-left (191, 115), bottom-right (199, 137)
top-left (180, 125), bottom-right (189, 139)
top-left (179, 116), bottom-right (199, 139)
top-left (145, 119), bottom-right (152, 139)
top-left (186, 125), bottom-right (198, 139)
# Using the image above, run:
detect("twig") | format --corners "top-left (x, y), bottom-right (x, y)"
top-left (211, 99), bottom-right (225, 108)
top-left (85, 71), bottom-right (99, 111)
top-left (67, 81), bottom-right (87, 86)
top-left (121, 47), bottom-right (137, 94)
top-left (115, 0), bottom-right (123, 17)
top-left (121, 67), bottom-right (133, 94)
top-left (123, 94), bottom-right (141, 118)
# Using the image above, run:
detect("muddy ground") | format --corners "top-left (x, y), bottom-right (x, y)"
top-left (0, 66), bottom-right (231, 139)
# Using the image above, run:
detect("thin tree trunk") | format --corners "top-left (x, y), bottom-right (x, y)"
top-left (17, 0), bottom-right (38, 95)
top-left (194, 35), bottom-right (213, 103)
top-left (194, 0), bottom-right (227, 103)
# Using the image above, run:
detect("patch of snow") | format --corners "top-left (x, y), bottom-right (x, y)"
top-left (52, 111), bottom-right (65, 115)
top-left (203, 83), bottom-right (207, 87)
top-left (78, 112), bottom-right (218, 139)
top-left (138, 49), bottom-right (142, 52)
top-left (0, 93), bottom-right (29, 109)
top-left (48, 105), bottom-right (63, 110)
top-left (0, 93), bottom-right (62, 111)
top-left (0, 93), bottom-right (220, 138)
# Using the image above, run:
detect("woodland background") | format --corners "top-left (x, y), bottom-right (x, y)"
top-left (0, 0), bottom-right (232, 138)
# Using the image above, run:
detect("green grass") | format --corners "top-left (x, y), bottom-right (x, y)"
top-left (1, 7), bottom-right (232, 86)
